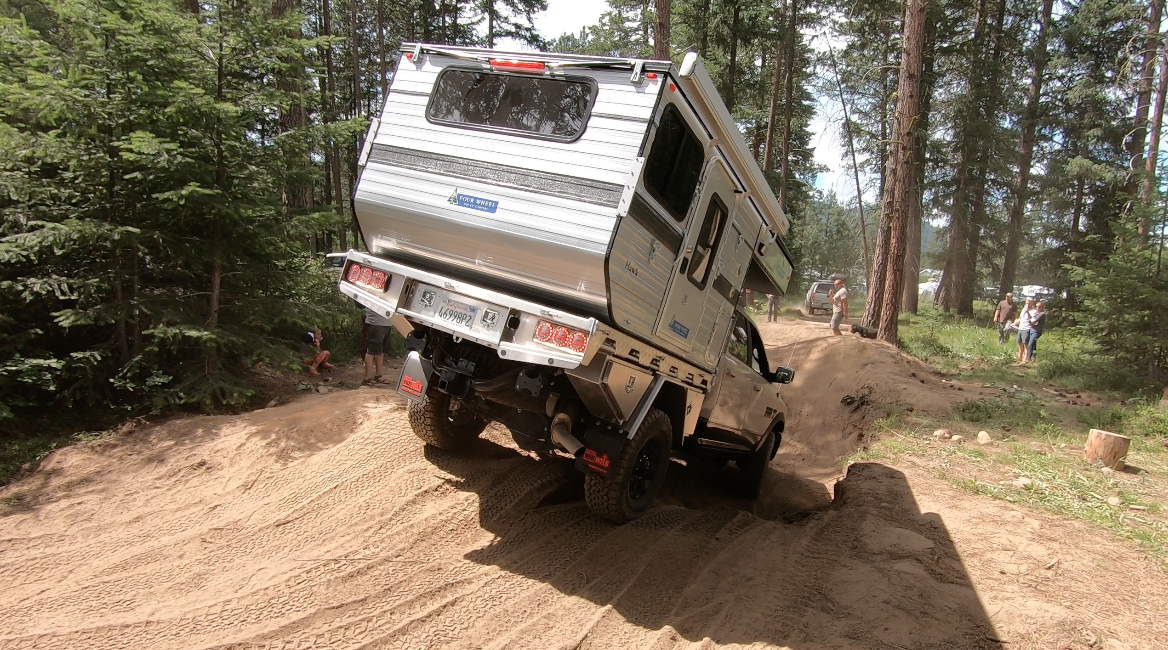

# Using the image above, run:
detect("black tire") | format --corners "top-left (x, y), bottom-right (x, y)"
top-left (407, 392), bottom-right (488, 451)
top-left (735, 431), bottom-right (775, 498)
top-left (584, 408), bottom-right (672, 524)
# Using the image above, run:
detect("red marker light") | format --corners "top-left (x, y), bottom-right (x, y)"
top-left (532, 319), bottom-right (589, 355)
top-left (646, 72), bottom-right (658, 80)
top-left (490, 59), bottom-right (546, 74)
top-left (405, 53), bottom-right (413, 60)
top-left (669, 83), bottom-right (677, 92)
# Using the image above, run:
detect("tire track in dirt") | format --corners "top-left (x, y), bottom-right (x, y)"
top-left (3, 320), bottom-right (1166, 649)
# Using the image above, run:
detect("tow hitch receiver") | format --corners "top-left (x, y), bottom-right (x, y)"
top-left (396, 351), bottom-right (434, 401)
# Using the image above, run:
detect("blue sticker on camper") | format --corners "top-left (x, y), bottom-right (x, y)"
top-left (669, 319), bottom-right (690, 339)
top-left (448, 189), bottom-right (498, 213)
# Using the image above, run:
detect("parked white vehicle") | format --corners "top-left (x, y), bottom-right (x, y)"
top-left (339, 44), bottom-right (796, 523)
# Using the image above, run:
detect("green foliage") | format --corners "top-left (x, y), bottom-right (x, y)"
top-left (0, 0), bottom-right (364, 422)
top-left (1067, 246), bottom-right (1168, 390)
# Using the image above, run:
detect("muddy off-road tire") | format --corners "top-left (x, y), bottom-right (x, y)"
top-left (584, 408), bottom-right (672, 524)
top-left (735, 431), bottom-right (775, 498)
top-left (407, 392), bottom-right (489, 451)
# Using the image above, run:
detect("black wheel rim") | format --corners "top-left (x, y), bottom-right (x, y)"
top-left (628, 441), bottom-right (663, 502)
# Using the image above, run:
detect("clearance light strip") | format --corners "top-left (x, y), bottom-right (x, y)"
top-left (490, 59), bottom-right (547, 74)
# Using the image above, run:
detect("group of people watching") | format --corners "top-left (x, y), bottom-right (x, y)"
top-left (300, 307), bottom-right (396, 385)
top-left (993, 293), bottom-right (1046, 364)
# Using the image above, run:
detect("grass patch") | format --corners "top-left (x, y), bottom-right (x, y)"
top-left (855, 408), bottom-right (1168, 569)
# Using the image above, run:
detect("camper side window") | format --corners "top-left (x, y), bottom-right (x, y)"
top-left (643, 105), bottom-right (705, 222)
top-left (687, 194), bottom-right (728, 289)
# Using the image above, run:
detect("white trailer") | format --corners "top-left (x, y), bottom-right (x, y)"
top-left (341, 44), bottom-right (796, 523)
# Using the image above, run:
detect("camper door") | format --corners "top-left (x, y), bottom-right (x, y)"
top-left (655, 157), bottom-right (737, 353)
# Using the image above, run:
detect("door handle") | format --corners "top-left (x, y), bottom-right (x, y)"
top-left (753, 385), bottom-right (762, 392)
top-left (727, 371), bottom-right (736, 378)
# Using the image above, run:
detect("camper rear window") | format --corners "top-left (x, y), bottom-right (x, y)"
top-left (426, 69), bottom-right (595, 142)
top-left (644, 105), bottom-right (704, 221)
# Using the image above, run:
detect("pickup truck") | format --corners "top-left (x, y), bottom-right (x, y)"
top-left (339, 44), bottom-right (796, 523)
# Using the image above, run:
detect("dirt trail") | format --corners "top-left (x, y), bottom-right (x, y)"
top-left (1, 319), bottom-right (1165, 650)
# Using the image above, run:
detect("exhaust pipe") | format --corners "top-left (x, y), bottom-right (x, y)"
top-left (550, 413), bottom-right (584, 458)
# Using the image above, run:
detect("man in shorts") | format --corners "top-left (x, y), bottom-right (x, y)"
top-left (364, 309), bottom-right (393, 386)
top-left (829, 278), bottom-right (848, 336)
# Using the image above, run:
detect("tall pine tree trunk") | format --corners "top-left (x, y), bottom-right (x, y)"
top-left (901, 13), bottom-right (936, 314)
top-left (725, 2), bottom-right (740, 107)
top-left (778, 0), bottom-right (798, 210)
top-left (1000, 0), bottom-right (1053, 297)
top-left (323, 0), bottom-right (345, 250)
top-left (762, 0), bottom-right (787, 173)
top-left (1130, 0), bottom-right (1165, 246)
top-left (1141, 25), bottom-right (1168, 238)
top-left (653, 0), bottom-right (670, 59)
top-left (873, 0), bottom-right (928, 343)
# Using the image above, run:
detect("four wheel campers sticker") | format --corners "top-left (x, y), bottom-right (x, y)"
top-left (448, 188), bottom-right (499, 214)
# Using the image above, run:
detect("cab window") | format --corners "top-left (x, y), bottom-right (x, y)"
top-left (727, 316), bottom-right (750, 365)
top-left (747, 320), bottom-right (768, 375)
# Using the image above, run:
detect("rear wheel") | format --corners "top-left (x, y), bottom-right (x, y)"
top-left (408, 392), bottom-right (488, 451)
top-left (584, 408), bottom-right (672, 524)
top-left (735, 431), bottom-right (775, 498)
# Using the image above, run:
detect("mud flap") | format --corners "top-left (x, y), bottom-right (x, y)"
top-left (396, 351), bottom-right (434, 402)
top-left (575, 423), bottom-right (628, 477)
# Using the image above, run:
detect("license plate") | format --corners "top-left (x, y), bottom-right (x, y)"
top-left (407, 284), bottom-right (505, 342)
top-left (436, 298), bottom-right (477, 328)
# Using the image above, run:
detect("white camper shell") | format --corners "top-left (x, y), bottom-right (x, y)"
top-left (340, 44), bottom-right (796, 523)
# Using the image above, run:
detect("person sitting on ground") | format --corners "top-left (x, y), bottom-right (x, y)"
top-left (302, 328), bottom-right (333, 376)
top-left (1013, 298), bottom-right (1035, 365)
top-left (993, 292), bottom-right (1016, 344)
top-left (364, 309), bottom-right (394, 386)
top-left (829, 278), bottom-right (849, 336)
top-left (1025, 301), bottom-right (1046, 364)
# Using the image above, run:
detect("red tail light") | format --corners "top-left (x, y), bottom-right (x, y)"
top-left (533, 319), bottom-right (589, 354)
top-left (345, 263), bottom-right (388, 291)
top-left (490, 59), bottom-right (546, 74)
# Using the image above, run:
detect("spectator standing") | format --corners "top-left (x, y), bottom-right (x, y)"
top-left (767, 293), bottom-right (779, 322)
top-left (829, 278), bottom-right (848, 336)
top-left (364, 309), bottom-right (393, 386)
top-left (993, 293), bottom-right (1016, 344)
top-left (1026, 301), bottom-right (1046, 363)
top-left (1013, 298), bottom-right (1035, 365)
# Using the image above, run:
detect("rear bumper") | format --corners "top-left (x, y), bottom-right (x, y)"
top-left (338, 250), bottom-right (600, 370)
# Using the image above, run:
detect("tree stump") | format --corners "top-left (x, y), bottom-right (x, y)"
top-left (1084, 429), bottom-right (1130, 470)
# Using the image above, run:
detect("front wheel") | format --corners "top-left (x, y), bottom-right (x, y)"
top-left (584, 408), bottom-right (672, 524)
top-left (407, 392), bottom-right (488, 451)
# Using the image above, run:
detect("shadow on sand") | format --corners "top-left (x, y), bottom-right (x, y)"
top-left (425, 438), bottom-right (1004, 649)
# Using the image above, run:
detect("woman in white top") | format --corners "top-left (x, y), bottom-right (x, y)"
top-left (1014, 298), bottom-right (1035, 364)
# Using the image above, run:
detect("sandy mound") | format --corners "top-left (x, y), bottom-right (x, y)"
top-left (757, 318), bottom-right (963, 486)
top-left (0, 317), bottom-right (1163, 650)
